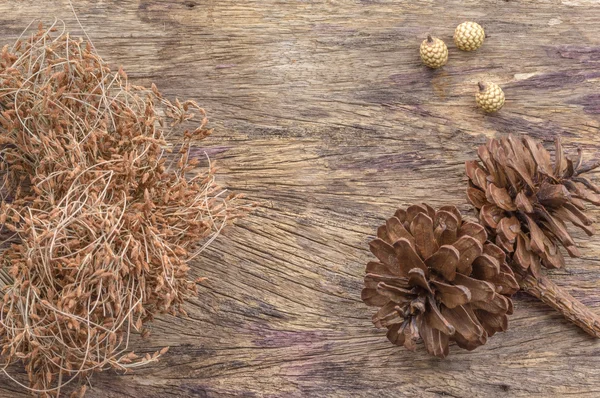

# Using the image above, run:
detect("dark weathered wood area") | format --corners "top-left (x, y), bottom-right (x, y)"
top-left (2, 0), bottom-right (600, 396)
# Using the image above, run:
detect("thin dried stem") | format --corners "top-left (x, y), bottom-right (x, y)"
top-left (518, 271), bottom-right (600, 338)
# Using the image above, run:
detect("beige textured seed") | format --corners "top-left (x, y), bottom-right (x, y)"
top-left (454, 21), bottom-right (485, 51)
top-left (419, 35), bottom-right (448, 69)
top-left (476, 82), bottom-right (505, 113)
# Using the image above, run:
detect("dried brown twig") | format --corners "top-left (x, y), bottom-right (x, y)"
top-left (0, 22), bottom-right (250, 396)
top-left (517, 271), bottom-right (600, 338)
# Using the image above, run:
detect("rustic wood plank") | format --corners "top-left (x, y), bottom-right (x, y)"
top-left (2, 0), bottom-right (600, 396)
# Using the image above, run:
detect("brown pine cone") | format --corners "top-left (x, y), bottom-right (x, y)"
top-left (362, 204), bottom-right (519, 358)
top-left (466, 135), bottom-right (600, 277)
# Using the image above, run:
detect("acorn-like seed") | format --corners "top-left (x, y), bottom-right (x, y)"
top-left (454, 22), bottom-right (485, 51)
top-left (419, 35), bottom-right (448, 69)
top-left (476, 82), bottom-right (505, 113)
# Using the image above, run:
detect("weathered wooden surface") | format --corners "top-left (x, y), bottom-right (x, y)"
top-left (2, 0), bottom-right (600, 396)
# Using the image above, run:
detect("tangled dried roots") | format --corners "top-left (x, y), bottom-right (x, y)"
top-left (0, 23), bottom-right (248, 396)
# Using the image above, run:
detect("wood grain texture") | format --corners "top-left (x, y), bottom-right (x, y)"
top-left (2, 0), bottom-right (600, 396)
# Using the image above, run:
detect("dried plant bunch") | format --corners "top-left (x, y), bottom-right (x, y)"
top-left (0, 24), bottom-right (249, 396)
top-left (362, 204), bottom-right (519, 358)
top-left (466, 134), bottom-right (600, 277)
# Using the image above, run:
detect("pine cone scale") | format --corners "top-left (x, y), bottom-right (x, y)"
top-left (458, 222), bottom-right (487, 244)
top-left (515, 191), bottom-right (534, 213)
top-left (523, 137), bottom-right (552, 175)
top-left (472, 292), bottom-right (510, 314)
top-left (385, 216), bottom-right (413, 243)
top-left (424, 245), bottom-right (459, 281)
top-left (418, 316), bottom-right (450, 357)
top-left (490, 270), bottom-right (519, 295)
top-left (537, 182), bottom-right (570, 207)
top-left (376, 283), bottom-right (415, 305)
top-left (391, 316), bottom-right (420, 350)
top-left (472, 254), bottom-right (500, 280)
top-left (453, 235), bottom-right (483, 274)
top-left (425, 297), bottom-right (456, 335)
top-left (364, 271), bottom-right (408, 289)
top-left (393, 238), bottom-right (429, 274)
top-left (373, 312), bottom-right (401, 329)
top-left (554, 206), bottom-right (593, 235)
top-left (372, 301), bottom-right (399, 326)
top-left (537, 206), bottom-right (578, 254)
top-left (361, 286), bottom-right (389, 306)
top-left (369, 239), bottom-right (402, 272)
top-left (476, 311), bottom-right (508, 336)
top-left (411, 213), bottom-right (439, 259)
top-left (480, 204), bottom-right (504, 229)
top-left (572, 176), bottom-right (600, 194)
top-left (467, 187), bottom-right (488, 209)
top-left (487, 184), bottom-right (516, 211)
top-left (441, 305), bottom-right (484, 343)
top-left (435, 211), bottom-right (460, 245)
top-left (408, 268), bottom-right (433, 294)
top-left (453, 273), bottom-right (495, 302)
top-left (366, 260), bottom-right (395, 276)
top-left (429, 279), bottom-right (471, 308)
top-left (386, 322), bottom-right (406, 346)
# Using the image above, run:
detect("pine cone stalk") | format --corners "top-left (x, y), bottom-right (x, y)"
top-left (518, 271), bottom-right (600, 338)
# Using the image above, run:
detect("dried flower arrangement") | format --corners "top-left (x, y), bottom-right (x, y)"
top-left (363, 135), bottom-right (600, 356)
top-left (0, 23), bottom-right (249, 396)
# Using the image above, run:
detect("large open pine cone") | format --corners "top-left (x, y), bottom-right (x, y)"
top-left (362, 204), bottom-right (519, 358)
top-left (466, 135), bottom-right (600, 277)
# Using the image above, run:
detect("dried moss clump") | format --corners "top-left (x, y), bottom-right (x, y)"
top-left (0, 25), bottom-right (248, 396)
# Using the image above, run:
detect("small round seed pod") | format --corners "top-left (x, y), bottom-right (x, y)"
top-left (454, 22), bottom-right (485, 51)
top-left (476, 82), bottom-right (505, 113)
top-left (420, 35), bottom-right (448, 69)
